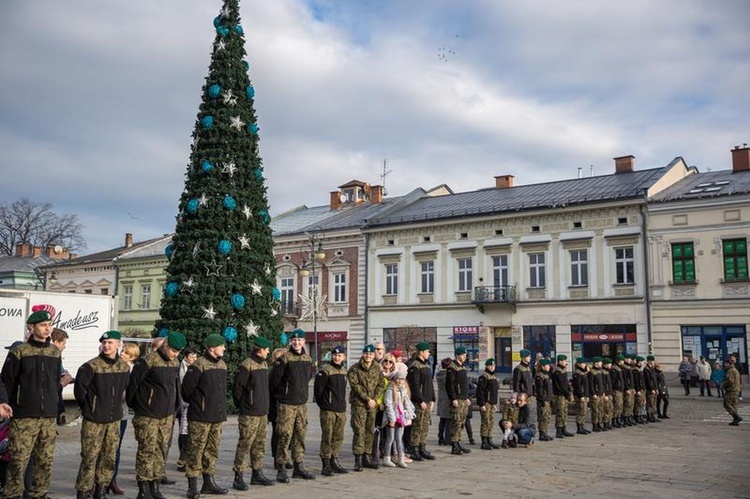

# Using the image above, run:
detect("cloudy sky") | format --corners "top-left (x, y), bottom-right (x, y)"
top-left (1, 0), bottom-right (748, 254)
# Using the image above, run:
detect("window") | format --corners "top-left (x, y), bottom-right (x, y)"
top-left (140, 284), bottom-right (151, 309)
top-left (333, 273), bottom-right (346, 303)
top-left (420, 261), bottom-right (434, 293)
top-left (615, 247), bottom-right (634, 284)
top-left (723, 239), bottom-right (748, 281)
top-left (672, 242), bottom-right (695, 283)
top-left (570, 249), bottom-right (588, 286)
top-left (84, 289), bottom-right (92, 295)
top-left (123, 285), bottom-right (132, 310)
top-left (100, 288), bottom-right (109, 295)
top-left (280, 277), bottom-right (294, 314)
top-left (306, 274), bottom-right (319, 297)
top-left (457, 258), bottom-right (472, 292)
top-left (492, 255), bottom-right (508, 286)
top-left (385, 264), bottom-right (398, 295)
top-left (529, 253), bottom-right (546, 288)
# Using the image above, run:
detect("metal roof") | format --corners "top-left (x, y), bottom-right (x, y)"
top-left (649, 169), bottom-right (750, 203)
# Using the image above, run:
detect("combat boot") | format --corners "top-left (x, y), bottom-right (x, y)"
top-left (186, 477), bottom-right (200, 499)
top-left (276, 465), bottom-right (290, 483)
top-left (92, 484), bottom-right (107, 499)
top-left (76, 490), bottom-right (91, 499)
top-left (330, 456), bottom-right (348, 474)
top-left (200, 474), bottom-right (228, 495)
top-left (361, 454), bottom-right (379, 470)
top-left (605, 422), bottom-right (613, 430)
top-left (729, 415), bottom-right (743, 426)
top-left (419, 446), bottom-right (436, 460)
top-left (410, 447), bottom-right (423, 462)
top-left (353, 455), bottom-right (363, 472)
top-left (321, 457), bottom-right (334, 476)
top-left (576, 423), bottom-right (587, 435)
top-left (538, 432), bottom-right (553, 441)
top-left (562, 426), bottom-right (575, 437)
top-left (136, 480), bottom-right (153, 499)
top-left (593, 423), bottom-right (602, 432)
top-left (232, 472), bottom-right (248, 491)
top-left (481, 437), bottom-right (492, 450)
top-left (488, 437), bottom-right (501, 449)
top-left (148, 480), bottom-right (166, 499)
top-left (250, 469), bottom-right (274, 486)
top-left (293, 461), bottom-right (317, 479)
top-left (458, 441), bottom-right (471, 454)
top-left (451, 442), bottom-right (463, 455)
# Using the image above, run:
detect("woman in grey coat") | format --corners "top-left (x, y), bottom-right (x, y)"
top-left (436, 358), bottom-right (453, 445)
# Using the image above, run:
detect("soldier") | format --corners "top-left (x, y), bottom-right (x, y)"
top-left (534, 358), bottom-right (554, 441)
top-left (572, 358), bottom-right (591, 435)
top-left (588, 357), bottom-right (606, 432)
top-left (269, 329), bottom-right (315, 483)
top-left (551, 354), bottom-right (575, 439)
top-left (313, 345), bottom-right (349, 477)
top-left (723, 358), bottom-right (743, 426)
top-left (601, 358), bottom-right (614, 430)
top-left (73, 330), bottom-right (130, 499)
top-left (632, 356), bottom-right (647, 424)
top-left (512, 349), bottom-right (534, 398)
top-left (406, 341), bottom-right (436, 461)
top-left (477, 358), bottom-right (500, 449)
top-left (126, 331), bottom-right (185, 499)
top-left (643, 355), bottom-right (660, 423)
top-left (446, 346), bottom-right (472, 455)
top-left (347, 344), bottom-right (384, 471)
top-left (0, 310), bottom-right (61, 499)
top-left (622, 354), bottom-right (635, 426)
top-left (610, 355), bottom-right (625, 428)
top-left (232, 336), bottom-right (274, 490)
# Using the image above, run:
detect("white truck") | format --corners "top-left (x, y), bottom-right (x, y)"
top-left (0, 289), bottom-right (116, 400)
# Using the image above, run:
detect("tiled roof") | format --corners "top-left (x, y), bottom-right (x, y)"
top-left (649, 169), bottom-right (750, 203)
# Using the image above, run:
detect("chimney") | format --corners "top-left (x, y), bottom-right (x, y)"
top-left (731, 144), bottom-right (750, 173)
top-left (15, 243), bottom-right (31, 257)
top-left (46, 245), bottom-right (70, 260)
top-left (370, 185), bottom-right (384, 204)
top-left (495, 175), bottom-right (515, 189)
top-left (330, 191), bottom-right (342, 211)
top-left (125, 233), bottom-right (133, 248)
top-left (614, 155), bottom-right (635, 174)
top-left (32, 246), bottom-right (43, 257)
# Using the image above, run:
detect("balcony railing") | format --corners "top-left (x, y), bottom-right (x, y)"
top-left (280, 300), bottom-right (298, 316)
top-left (472, 285), bottom-right (516, 304)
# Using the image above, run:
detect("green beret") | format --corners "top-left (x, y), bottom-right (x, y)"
top-left (540, 358), bottom-right (552, 366)
top-left (27, 311), bottom-right (52, 324)
top-left (616, 354), bottom-right (625, 361)
top-left (253, 336), bottom-right (272, 349)
top-left (626, 353), bottom-right (635, 360)
top-left (167, 332), bottom-right (187, 351)
top-left (592, 356), bottom-right (603, 363)
top-left (99, 330), bottom-right (122, 342)
top-left (556, 354), bottom-right (567, 361)
top-left (576, 357), bottom-right (586, 364)
top-left (205, 333), bottom-right (226, 348)
top-left (455, 346), bottom-right (467, 356)
top-left (290, 328), bottom-right (306, 339)
top-left (635, 356), bottom-right (645, 362)
top-left (485, 358), bottom-right (495, 366)
top-left (646, 355), bottom-right (655, 361)
top-left (415, 341), bottom-right (430, 352)
top-left (520, 348), bottom-right (531, 357)
top-left (603, 357), bottom-right (612, 364)
top-left (363, 344), bottom-right (375, 353)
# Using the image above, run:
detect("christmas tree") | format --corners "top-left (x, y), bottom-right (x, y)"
top-left (156, 0), bottom-right (282, 386)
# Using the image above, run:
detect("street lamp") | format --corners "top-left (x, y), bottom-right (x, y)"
top-left (298, 234), bottom-right (326, 368)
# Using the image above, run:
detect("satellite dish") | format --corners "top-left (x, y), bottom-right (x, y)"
top-left (339, 193), bottom-right (347, 203)
top-left (53, 245), bottom-right (63, 254)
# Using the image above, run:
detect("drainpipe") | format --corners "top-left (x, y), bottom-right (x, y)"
top-left (641, 205), bottom-right (653, 353)
top-left (364, 232), bottom-right (370, 345)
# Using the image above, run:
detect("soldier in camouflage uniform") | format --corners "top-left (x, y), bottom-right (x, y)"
top-left (73, 331), bottom-right (130, 499)
top-left (551, 354), bottom-right (575, 439)
top-left (588, 357), bottom-right (606, 432)
top-left (610, 355), bottom-right (625, 427)
top-left (0, 310), bottom-right (61, 499)
top-left (476, 358), bottom-right (500, 449)
top-left (269, 329), bottom-right (315, 483)
top-left (622, 354), bottom-right (635, 426)
top-left (181, 334), bottom-right (229, 497)
top-left (512, 349), bottom-right (534, 398)
top-left (643, 355), bottom-right (660, 423)
top-left (632, 356), bottom-right (647, 424)
top-left (347, 344), bottom-right (384, 471)
top-left (231, 336), bottom-right (274, 490)
top-left (126, 331), bottom-right (184, 499)
top-left (446, 346), bottom-right (472, 455)
top-left (534, 358), bottom-right (554, 441)
top-left (314, 345), bottom-right (349, 476)
top-left (406, 341), bottom-right (437, 460)
top-left (572, 358), bottom-right (591, 435)
top-left (602, 358), bottom-right (614, 430)
top-left (723, 358), bottom-right (743, 426)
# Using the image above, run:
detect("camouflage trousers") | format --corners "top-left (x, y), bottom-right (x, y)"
top-left (3, 417), bottom-right (56, 498)
top-left (723, 392), bottom-right (739, 417)
top-left (479, 404), bottom-right (496, 438)
top-left (612, 391), bottom-right (624, 418)
top-left (75, 419), bottom-right (120, 491)
top-left (633, 392), bottom-right (645, 417)
top-left (537, 401), bottom-right (551, 435)
top-left (623, 389), bottom-right (635, 416)
top-left (410, 405), bottom-right (432, 446)
top-left (575, 397), bottom-right (589, 425)
top-left (276, 403), bottom-right (307, 466)
top-left (185, 420), bottom-right (224, 478)
top-left (350, 405), bottom-right (376, 455)
top-left (449, 400), bottom-right (470, 442)
top-left (319, 410), bottom-right (345, 459)
top-left (603, 396), bottom-right (613, 424)
top-left (132, 414), bottom-right (174, 481)
top-left (646, 391), bottom-right (657, 416)
top-left (590, 396), bottom-right (603, 424)
top-left (233, 415), bottom-right (266, 472)
top-left (553, 395), bottom-right (570, 428)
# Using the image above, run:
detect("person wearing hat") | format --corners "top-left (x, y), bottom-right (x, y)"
top-left (406, 341), bottom-right (436, 461)
top-left (313, 345), bottom-right (349, 477)
top-left (512, 349), bottom-right (534, 398)
top-left (476, 358), bottom-right (500, 449)
top-left (632, 356), bottom-right (647, 424)
top-left (722, 357), bottom-right (743, 426)
top-left (181, 333), bottom-right (230, 497)
top-left (0, 309), bottom-right (61, 499)
top-left (643, 355), bottom-right (660, 423)
top-left (610, 355), bottom-right (625, 428)
top-left (231, 336), bottom-right (275, 490)
top-left (126, 330), bottom-right (185, 499)
top-left (269, 328), bottom-right (315, 482)
top-left (587, 357), bottom-right (606, 432)
top-left (347, 344), bottom-right (385, 471)
top-left (446, 346), bottom-right (472, 455)
top-left (534, 358), bottom-right (554, 441)
top-left (621, 354), bottom-right (636, 426)
top-left (601, 358), bottom-right (614, 430)
top-left (73, 331), bottom-right (130, 499)
top-left (572, 358), bottom-right (591, 435)
top-left (550, 354), bottom-right (575, 439)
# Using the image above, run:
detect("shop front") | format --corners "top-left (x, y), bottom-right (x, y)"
top-left (306, 330), bottom-right (349, 367)
top-left (681, 325), bottom-right (747, 374)
top-left (449, 326), bottom-right (480, 373)
top-left (571, 325), bottom-right (637, 360)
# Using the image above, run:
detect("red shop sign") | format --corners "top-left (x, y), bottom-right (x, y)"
top-left (583, 333), bottom-right (625, 342)
top-left (307, 331), bottom-right (348, 342)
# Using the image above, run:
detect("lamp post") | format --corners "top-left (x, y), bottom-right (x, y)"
top-left (298, 233), bottom-right (326, 368)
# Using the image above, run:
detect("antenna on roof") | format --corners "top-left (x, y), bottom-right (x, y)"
top-left (590, 165), bottom-right (594, 177)
top-left (578, 167), bottom-right (582, 179)
top-left (379, 159), bottom-right (392, 196)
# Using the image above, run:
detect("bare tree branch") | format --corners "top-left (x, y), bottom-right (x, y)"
top-left (0, 198), bottom-right (86, 256)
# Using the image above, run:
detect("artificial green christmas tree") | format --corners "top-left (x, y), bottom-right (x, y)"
top-left (156, 0), bottom-right (282, 383)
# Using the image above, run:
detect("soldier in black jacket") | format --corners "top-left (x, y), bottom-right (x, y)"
top-left (632, 356), bottom-right (647, 424)
top-left (572, 358), bottom-right (591, 435)
top-left (446, 346), bottom-right (472, 455)
top-left (602, 358), bottom-right (614, 430)
top-left (512, 349), bottom-right (534, 398)
top-left (313, 345), bottom-right (349, 477)
top-left (231, 336), bottom-right (274, 490)
top-left (588, 357), bottom-right (606, 432)
top-left (551, 354), bottom-right (575, 438)
top-left (406, 341), bottom-right (436, 461)
top-left (622, 354), bottom-right (635, 426)
top-left (73, 330), bottom-right (130, 499)
top-left (476, 358), bottom-right (500, 449)
top-left (643, 355), bottom-right (660, 423)
top-left (610, 355), bottom-right (625, 427)
top-left (534, 358), bottom-right (554, 441)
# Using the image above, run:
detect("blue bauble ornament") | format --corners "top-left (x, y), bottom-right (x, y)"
top-left (272, 287), bottom-right (281, 300)
top-left (235, 24), bottom-right (244, 36)
top-left (165, 243), bottom-right (174, 258)
top-left (158, 328), bottom-right (169, 338)
top-left (207, 84), bottom-right (221, 99)
top-left (259, 210), bottom-right (270, 224)
top-left (231, 293), bottom-right (246, 309)
top-left (223, 326), bottom-right (238, 343)
top-left (223, 195), bottom-right (237, 210)
top-left (213, 16), bottom-right (222, 28)
top-left (217, 239), bottom-right (232, 255)
top-left (242, 61), bottom-right (250, 71)
top-left (246, 85), bottom-right (255, 99)
top-left (280, 331), bottom-right (288, 346)
top-left (186, 198), bottom-right (200, 214)
top-left (165, 282), bottom-right (179, 297)
top-left (254, 168), bottom-right (263, 180)
top-left (217, 26), bottom-right (229, 37)
top-left (201, 159), bottom-right (214, 173)
top-left (201, 115), bottom-right (214, 129)
top-left (248, 123), bottom-right (259, 135)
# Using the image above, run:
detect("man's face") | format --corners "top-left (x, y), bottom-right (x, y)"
top-left (257, 347), bottom-right (270, 359)
top-left (594, 362), bottom-right (602, 369)
top-left (332, 352), bottom-right (345, 365)
top-left (542, 364), bottom-right (550, 372)
top-left (456, 353), bottom-right (467, 364)
top-left (208, 344), bottom-right (226, 358)
top-left (517, 395), bottom-right (527, 407)
top-left (522, 355), bottom-right (531, 364)
top-left (101, 339), bottom-right (119, 358)
top-left (162, 344), bottom-right (181, 361)
top-left (419, 349), bottom-right (430, 361)
top-left (559, 359), bottom-right (568, 369)
top-left (362, 351), bottom-right (375, 364)
top-left (486, 363), bottom-right (496, 373)
top-left (374, 345), bottom-right (385, 360)
top-left (290, 337), bottom-right (305, 353)
top-left (31, 321), bottom-right (53, 341)
top-left (53, 338), bottom-right (67, 352)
